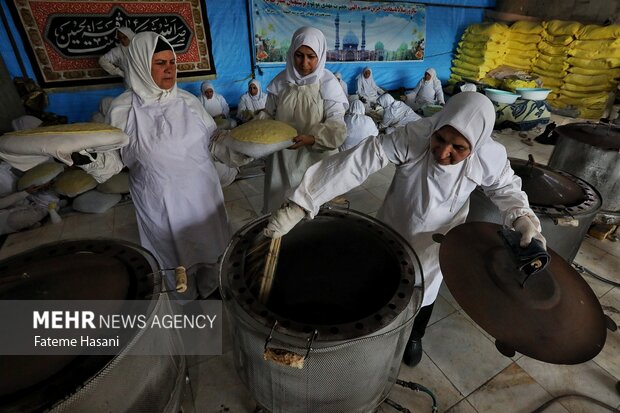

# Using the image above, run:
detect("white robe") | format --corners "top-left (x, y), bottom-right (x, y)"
top-left (238, 80), bottom-right (267, 123)
top-left (356, 68), bottom-right (385, 103)
top-left (405, 69), bottom-right (445, 110)
top-left (287, 93), bottom-right (538, 307)
top-left (377, 94), bottom-right (421, 133)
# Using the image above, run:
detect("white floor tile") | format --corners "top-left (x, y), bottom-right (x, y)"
top-left (594, 288), bottom-right (620, 379)
top-left (445, 398), bottom-right (478, 413)
top-left (583, 236), bottom-right (620, 259)
top-left (428, 294), bottom-right (457, 327)
top-left (423, 312), bottom-right (512, 396)
top-left (346, 189), bottom-right (383, 215)
top-left (467, 363), bottom-right (569, 413)
top-left (236, 176), bottom-right (264, 198)
top-left (222, 182), bottom-right (246, 202)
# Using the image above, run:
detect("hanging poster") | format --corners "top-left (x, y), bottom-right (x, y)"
top-left (7, 0), bottom-right (216, 88)
top-left (252, 0), bottom-right (426, 64)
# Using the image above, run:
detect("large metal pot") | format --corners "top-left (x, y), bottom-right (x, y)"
top-left (548, 122), bottom-right (620, 224)
top-left (467, 158), bottom-right (602, 263)
top-left (219, 207), bottom-right (423, 413)
top-left (0, 239), bottom-right (186, 413)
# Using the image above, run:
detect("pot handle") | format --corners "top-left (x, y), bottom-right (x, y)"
top-left (263, 320), bottom-right (318, 369)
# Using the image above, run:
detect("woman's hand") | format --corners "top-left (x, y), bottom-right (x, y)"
top-left (289, 134), bottom-right (315, 149)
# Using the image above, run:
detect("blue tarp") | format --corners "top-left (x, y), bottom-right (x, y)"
top-left (0, 0), bottom-right (493, 122)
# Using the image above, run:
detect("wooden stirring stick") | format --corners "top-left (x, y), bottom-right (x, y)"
top-left (259, 237), bottom-right (282, 304)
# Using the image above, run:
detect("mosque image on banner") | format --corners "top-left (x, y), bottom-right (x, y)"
top-left (253, 0), bottom-right (426, 64)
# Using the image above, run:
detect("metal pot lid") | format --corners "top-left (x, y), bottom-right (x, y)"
top-left (510, 157), bottom-right (585, 207)
top-left (438, 222), bottom-right (607, 364)
top-left (555, 122), bottom-right (620, 150)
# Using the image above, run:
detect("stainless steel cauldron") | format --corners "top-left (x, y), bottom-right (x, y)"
top-left (219, 207), bottom-right (423, 413)
top-left (548, 122), bottom-right (620, 224)
top-left (467, 158), bottom-right (602, 263)
top-left (0, 239), bottom-right (186, 413)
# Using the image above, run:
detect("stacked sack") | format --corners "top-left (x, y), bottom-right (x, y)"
top-left (558, 24), bottom-right (620, 118)
top-left (450, 23), bottom-right (508, 85)
top-left (532, 20), bottom-right (581, 102)
top-left (505, 21), bottom-right (543, 71)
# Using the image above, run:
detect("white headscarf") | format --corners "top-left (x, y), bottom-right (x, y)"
top-left (126, 32), bottom-right (177, 102)
top-left (342, 100), bottom-right (378, 151)
top-left (356, 66), bottom-right (381, 97)
top-left (244, 79), bottom-right (267, 110)
top-left (267, 27), bottom-right (347, 105)
top-left (117, 27), bottom-right (135, 42)
top-left (199, 81), bottom-right (228, 117)
top-left (404, 92), bottom-right (497, 212)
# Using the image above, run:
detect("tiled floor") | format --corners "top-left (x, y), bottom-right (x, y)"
top-left (1, 117), bottom-right (619, 413)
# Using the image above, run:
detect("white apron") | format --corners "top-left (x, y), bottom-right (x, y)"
top-left (122, 94), bottom-right (231, 296)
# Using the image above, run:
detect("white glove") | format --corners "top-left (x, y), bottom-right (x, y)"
top-left (513, 215), bottom-right (547, 250)
top-left (264, 203), bottom-right (306, 239)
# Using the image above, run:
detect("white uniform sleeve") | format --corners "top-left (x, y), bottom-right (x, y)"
top-left (0, 191), bottom-right (29, 209)
top-left (310, 100), bottom-right (347, 151)
top-left (264, 94), bottom-right (277, 118)
top-left (289, 134), bottom-right (394, 217)
top-left (434, 82), bottom-right (445, 105)
top-left (219, 96), bottom-right (230, 117)
top-left (482, 159), bottom-right (541, 230)
top-left (98, 48), bottom-right (124, 77)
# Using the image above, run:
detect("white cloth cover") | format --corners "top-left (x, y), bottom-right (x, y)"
top-left (405, 68), bottom-right (445, 110)
top-left (356, 67), bottom-right (385, 103)
top-left (0, 123), bottom-right (130, 171)
top-left (377, 93), bottom-right (421, 133)
top-left (262, 27), bottom-right (348, 213)
top-left (72, 190), bottom-right (122, 213)
top-left (11, 115), bottom-right (42, 131)
top-left (238, 79), bottom-right (267, 122)
top-left (341, 100), bottom-right (379, 151)
top-left (105, 31), bottom-right (231, 300)
top-left (288, 92), bottom-right (538, 307)
top-left (16, 162), bottom-right (64, 191)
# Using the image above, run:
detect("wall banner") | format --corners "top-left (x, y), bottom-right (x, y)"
top-left (7, 0), bottom-right (216, 88)
top-left (252, 0), bottom-right (426, 64)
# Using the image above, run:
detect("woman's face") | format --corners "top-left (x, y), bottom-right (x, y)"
top-left (363, 69), bottom-right (371, 79)
top-left (430, 125), bottom-right (471, 165)
top-left (294, 45), bottom-right (319, 76)
top-left (204, 88), bottom-right (214, 99)
top-left (249, 83), bottom-right (258, 96)
top-left (117, 32), bottom-right (130, 47)
top-left (424, 72), bottom-right (432, 81)
top-left (151, 50), bottom-right (176, 90)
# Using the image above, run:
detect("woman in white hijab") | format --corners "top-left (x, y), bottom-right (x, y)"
top-left (99, 27), bottom-right (135, 88)
top-left (83, 32), bottom-right (241, 299)
top-left (237, 79), bottom-right (267, 123)
top-left (260, 26), bottom-right (348, 213)
top-left (403, 68), bottom-right (445, 111)
top-left (199, 81), bottom-right (236, 129)
top-left (340, 100), bottom-right (378, 151)
top-left (356, 67), bottom-right (385, 105)
top-left (264, 92), bottom-right (545, 367)
top-left (377, 93), bottom-right (421, 134)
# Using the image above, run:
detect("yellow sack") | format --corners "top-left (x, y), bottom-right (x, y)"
top-left (567, 56), bottom-right (620, 69)
top-left (532, 66), bottom-right (566, 79)
top-left (506, 40), bottom-right (538, 52)
top-left (506, 49), bottom-right (538, 60)
top-left (455, 53), bottom-right (495, 66)
top-left (452, 66), bottom-right (485, 79)
top-left (559, 89), bottom-right (610, 100)
top-left (504, 56), bottom-right (534, 70)
top-left (562, 82), bottom-right (613, 93)
top-left (538, 41), bottom-right (568, 56)
top-left (458, 40), bottom-right (504, 53)
top-left (510, 21), bottom-right (544, 35)
top-left (543, 34), bottom-right (574, 46)
top-left (536, 76), bottom-right (563, 89)
top-left (456, 47), bottom-right (504, 59)
top-left (452, 59), bottom-right (495, 73)
top-left (534, 59), bottom-right (568, 72)
top-left (17, 162), bottom-right (64, 191)
top-left (572, 39), bottom-right (620, 51)
top-left (508, 33), bottom-right (542, 44)
top-left (578, 24), bottom-right (620, 40)
top-left (466, 22), bottom-right (509, 36)
top-left (462, 33), bottom-right (506, 43)
top-left (569, 47), bottom-right (620, 60)
top-left (536, 52), bottom-right (567, 65)
top-left (54, 169), bottom-right (98, 198)
top-left (577, 107), bottom-right (606, 119)
top-left (544, 20), bottom-right (583, 36)
top-left (569, 66), bottom-right (620, 79)
top-left (564, 73), bottom-right (614, 87)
